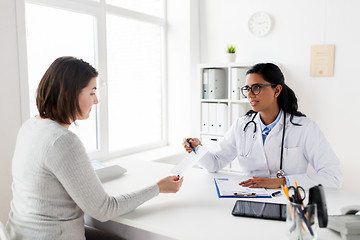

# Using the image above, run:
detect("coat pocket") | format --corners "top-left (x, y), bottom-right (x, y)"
top-left (283, 147), bottom-right (304, 173)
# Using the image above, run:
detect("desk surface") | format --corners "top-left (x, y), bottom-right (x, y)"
top-left (86, 159), bottom-right (360, 240)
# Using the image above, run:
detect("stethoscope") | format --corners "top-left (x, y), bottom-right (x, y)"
top-left (241, 111), bottom-right (287, 178)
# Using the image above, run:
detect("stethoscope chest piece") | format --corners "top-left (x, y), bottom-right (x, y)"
top-left (276, 169), bottom-right (286, 178)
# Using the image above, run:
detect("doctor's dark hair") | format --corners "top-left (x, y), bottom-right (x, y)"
top-left (36, 56), bottom-right (98, 125)
top-left (245, 63), bottom-right (305, 124)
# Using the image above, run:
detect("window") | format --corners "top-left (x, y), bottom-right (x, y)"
top-left (25, 3), bottom-right (98, 152)
top-left (107, 15), bottom-right (163, 152)
top-left (17, 0), bottom-right (167, 159)
top-left (106, 0), bottom-right (164, 17)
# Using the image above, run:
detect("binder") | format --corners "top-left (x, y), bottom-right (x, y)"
top-left (231, 68), bottom-right (248, 100)
top-left (214, 177), bottom-right (271, 198)
top-left (208, 103), bottom-right (217, 134)
top-left (202, 69), bottom-right (209, 99)
top-left (208, 69), bottom-right (215, 99)
top-left (208, 69), bottom-right (227, 99)
top-left (231, 68), bottom-right (240, 100)
top-left (201, 103), bottom-right (209, 133)
top-left (216, 103), bottom-right (228, 134)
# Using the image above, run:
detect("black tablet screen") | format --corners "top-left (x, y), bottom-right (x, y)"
top-left (232, 200), bottom-right (286, 221)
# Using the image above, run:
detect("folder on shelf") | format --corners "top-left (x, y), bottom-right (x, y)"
top-left (201, 103), bottom-right (209, 133)
top-left (208, 69), bottom-right (227, 99)
top-left (231, 68), bottom-right (248, 100)
top-left (202, 69), bottom-right (209, 99)
top-left (231, 68), bottom-right (241, 100)
top-left (208, 103), bottom-right (217, 134)
top-left (216, 103), bottom-right (228, 134)
top-left (208, 69), bottom-right (215, 99)
top-left (214, 177), bottom-right (271, 198)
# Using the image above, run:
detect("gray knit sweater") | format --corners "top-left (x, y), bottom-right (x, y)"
top-left (6, 117), bottom-right (159, 240)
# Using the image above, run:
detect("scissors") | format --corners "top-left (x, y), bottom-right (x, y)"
top-left (288, 185), bottom-right (306, 204)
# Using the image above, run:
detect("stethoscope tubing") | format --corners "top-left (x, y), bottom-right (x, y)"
top-left (243, 112), bottom-right (257, 133)
top-left (280, 111), bottom-right (286, 170)
top-left (242, 111), bottom-right (286, 172)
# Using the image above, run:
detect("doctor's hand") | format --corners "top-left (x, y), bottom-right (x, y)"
top-left (157, 176), bottom-right (183, 193)
top-left (182, 138), bottom-right (202, 153)
top-left (239, 176), bottom-right (286, 189)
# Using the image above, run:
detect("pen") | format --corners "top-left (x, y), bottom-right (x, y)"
top-left (271, 190), bottom-right (282, 197)
top-left (295, 179), bottom-right (308, 230)
top-left (186, 138), bottom-right (196, 154)
top-left (282, 185), bottom-right (294, 219)
top-left (281, 185), bottom-right (290, 200)
top-left (295, 205), bottom-right (314, 236)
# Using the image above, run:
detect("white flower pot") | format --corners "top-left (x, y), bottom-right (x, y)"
top-left (226, 53), bottom-right (236, 62)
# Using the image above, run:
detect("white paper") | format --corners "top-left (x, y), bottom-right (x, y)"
top-left (171, 147), bottom-right (208, 177)
top-left (215, 177), bottom-right (270, 197)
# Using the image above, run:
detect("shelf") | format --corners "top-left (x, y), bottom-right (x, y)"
top-left (230, 99), bottom-right (249, 104)
top-left (200, 132), bottom-right (225, 137)
top-left (201, 99), bottom-right (229, 103)
top-left (199, 64), bottom-right (251, 146)
top-left (200, 99), bottom-right (249, 104)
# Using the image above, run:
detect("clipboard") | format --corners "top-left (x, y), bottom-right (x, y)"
top-left (214, 178), bottom-right (271, 198)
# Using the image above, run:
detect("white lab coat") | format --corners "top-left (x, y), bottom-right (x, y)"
top-left (198, 112), bottom-right (342, 189)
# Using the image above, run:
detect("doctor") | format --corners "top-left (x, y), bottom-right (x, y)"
top-left (184, 63), bottom-right (342, 189)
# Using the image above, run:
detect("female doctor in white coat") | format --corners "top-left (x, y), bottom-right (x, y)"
top-left (184, 63), bottom-right (342, 189)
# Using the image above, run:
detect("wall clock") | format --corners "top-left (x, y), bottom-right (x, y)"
top-left (248, 12), bottom-right (272, 37)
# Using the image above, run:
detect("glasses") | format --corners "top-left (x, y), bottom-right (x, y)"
top-left (240, 84), bottom-right (276, 97)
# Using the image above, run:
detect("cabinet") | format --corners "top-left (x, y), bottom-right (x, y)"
top-left (199, 64), bottom-right (252, 166)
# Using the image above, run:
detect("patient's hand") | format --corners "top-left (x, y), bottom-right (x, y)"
top-left (157, 176), bottom-right (183, 193)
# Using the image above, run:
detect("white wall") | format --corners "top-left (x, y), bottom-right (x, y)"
top-left (198, 0), bottom-right (360, 190)
top-left (0, 0), bottom-right (22, 222)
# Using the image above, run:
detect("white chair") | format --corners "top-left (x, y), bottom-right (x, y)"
top-left (0, 221), bottom-right (10, 240)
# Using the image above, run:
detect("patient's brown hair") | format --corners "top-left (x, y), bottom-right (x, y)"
top-left (36, 56), bottom-right (98, 125)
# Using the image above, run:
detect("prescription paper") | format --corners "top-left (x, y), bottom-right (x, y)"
top-left (171, 146), bottom-right (208, 177)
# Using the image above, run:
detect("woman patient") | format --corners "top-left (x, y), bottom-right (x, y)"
top-left (6, 56), bottom-right (183, 239)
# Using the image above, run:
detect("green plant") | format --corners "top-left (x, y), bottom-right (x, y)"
top-left (227, 45), bottom-right (236, 53)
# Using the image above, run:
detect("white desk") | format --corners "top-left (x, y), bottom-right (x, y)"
top-left (85, 159), bottom-right (360, 240)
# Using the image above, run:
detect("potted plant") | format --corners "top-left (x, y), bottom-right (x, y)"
top-left (226, 45), bottom-right (236, 62)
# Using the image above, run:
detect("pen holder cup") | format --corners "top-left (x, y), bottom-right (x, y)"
top-left (286, 202), bottom-right (318, 240)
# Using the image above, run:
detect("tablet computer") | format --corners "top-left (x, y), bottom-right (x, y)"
top-left (232, 200), bottom-right (287, 221)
